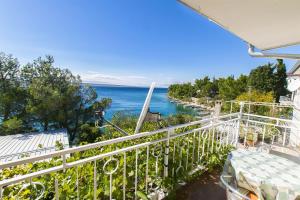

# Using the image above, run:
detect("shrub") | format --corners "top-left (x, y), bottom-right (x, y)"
top-left (0, 117), bottom-right (22, 135)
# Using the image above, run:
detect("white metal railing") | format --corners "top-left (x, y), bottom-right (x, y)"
top-left (0, 145), bottom-right (69, 163)
top-left (0, 113), bottom-right (240, 200)
top-left (224, 100), bottom-right (294, 120)
top-left (225, 100), bottom-right (294, 108)
top-left (0, 110), bottom-right (297, 199)
top-left (239, 113), bottom-right (300, 150)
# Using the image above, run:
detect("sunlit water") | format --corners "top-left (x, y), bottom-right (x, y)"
top-left (93, 85), bottom-right (200, 119)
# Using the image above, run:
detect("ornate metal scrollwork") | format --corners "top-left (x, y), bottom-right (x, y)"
top-left (16, 182), bottom-right (45, 200)
top-left (151, 144), bottom-right (163, 158)
top-left (103, 157), bottom-right (119, 175)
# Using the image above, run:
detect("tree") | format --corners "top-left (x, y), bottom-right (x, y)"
top-left (168, 82), bottom-right (195, 100)
top-left (169, 74), bottom-right (248, 102)
top-left (248, 60), bottom-right (288, 102)
top-left (273, 59), bottom-right (288, 102)
top-left (194, 76), bottom-right (219, 98)
top-left (0, 53), bottom-right (26, 121)
top-left (0, 53), bottom-right (112, 143)
top-left (248, 63), bottom-right (275, 93)
top-left (210, 78), bottom-right (219, 98)
top-left (21, 56), bottom-right (111, 144)
top-left (0, 117), bottom-right (22, 135)
top-left (79, 123), bottom-right (101, 143)
top-left (195, 76), bottom-right (211, 97)
top-left (218, 76), bottom-right (245, 100)
top-left (236, 75), bottom-right (248, 93)
top-left (22, 56), bottom-right (70, 130)
top-left (236, 90), bottom-right (274, 115)
top-left (236, 90), bottom-right (274, 102)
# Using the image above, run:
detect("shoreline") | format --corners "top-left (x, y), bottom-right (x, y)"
top-left (168, 96), bottom-right (213, 117)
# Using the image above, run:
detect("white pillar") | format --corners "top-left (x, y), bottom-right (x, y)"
top-left (213, 100), bottom-right (222, 118)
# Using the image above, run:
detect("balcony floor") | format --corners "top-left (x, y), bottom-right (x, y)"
top-left (174, 170), bottom-right (226, 200)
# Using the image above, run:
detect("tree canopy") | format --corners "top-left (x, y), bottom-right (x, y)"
top-left (168, 59), bottom-right (288, 103)
top-left (0, 52), bottom-right (111, 145)
top-left (248, 59), bottom-right (287, 101)
top-left (0, 53), bottom-right (25, 121)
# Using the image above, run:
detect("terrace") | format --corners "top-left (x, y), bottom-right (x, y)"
top-left (1, 0), bottom-right (300, 199)
top-left (0, 101), bottom-right (299, 199)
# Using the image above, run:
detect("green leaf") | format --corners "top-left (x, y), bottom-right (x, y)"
top-left (136, 191), bottom-right (149, 200)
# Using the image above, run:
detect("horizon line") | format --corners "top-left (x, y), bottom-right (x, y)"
top-left (82, 81), bottom-right (169, 88)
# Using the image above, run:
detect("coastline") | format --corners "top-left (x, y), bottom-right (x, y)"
top-left (167, 96), bottom-right (213, 117)
top-left (94, 86), bottom-right (199, 119)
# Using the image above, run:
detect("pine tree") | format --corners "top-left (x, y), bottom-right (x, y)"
top-left (273, 59), bottom-right (288, 102)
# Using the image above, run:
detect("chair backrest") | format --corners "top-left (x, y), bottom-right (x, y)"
top-left (220, 175), bottom-right (251, 200)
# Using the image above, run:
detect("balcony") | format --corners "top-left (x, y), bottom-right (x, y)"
top-left (0, 102), bottom-right (299, 200)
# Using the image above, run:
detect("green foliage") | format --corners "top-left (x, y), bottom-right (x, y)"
top-left (236, 90), bottom-right (291, 117)
top-left (168, 82), bottom-right (195, 100)
top-left (0, 53), bottom-right (26, 122)
top-left (0, 121), bottom-right (232, 199)
top-left (248, 63), bottom-right (275, 93)
top-left (168, 59), bottom-right (288, 104)
top-left (273, 59), bottom-right (288, 102)
top-left (236, 90), bottom-right (274, 103)
top-left (239, 125), bottom-right (281, 144)
top-left (137, 191), bottom-right (149, 200)
top-left (110, 112), bottom-right (195, 134)
top-left (0, 52), bottom-right (111, 144)
top-left (93, 97), bottom-right (112, 111)
top-left (168, 74), bottom-right (248, 101)
top-left (22, 56), bottom-right (98, 138)
top-left (194, 76), bottom-right (218, 98)
top-left (218, 75), bottom-right (248, 100)
top-left (79, 123), bottom-right (101, 143)
top-left (0, 117), bottom-right (22, 135)
top-left (248, 59), bottom-right (288, 101)
top-left (163, 113), bottom-right (194, 126)
top-left (55, 141), bottom-right (64, 150)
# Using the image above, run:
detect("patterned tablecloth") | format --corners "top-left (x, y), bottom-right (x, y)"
top-left (225, 149), bottom-right (300, 200)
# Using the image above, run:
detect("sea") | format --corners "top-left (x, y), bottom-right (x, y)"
top-left (93, 85), bottom-right (199, 119)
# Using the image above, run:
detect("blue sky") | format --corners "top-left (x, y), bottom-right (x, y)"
top-left (0, 0), bottom-right (299, 87)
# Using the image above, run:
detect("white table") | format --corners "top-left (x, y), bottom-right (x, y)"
top-left (225, 149), bottom-right (300, 200)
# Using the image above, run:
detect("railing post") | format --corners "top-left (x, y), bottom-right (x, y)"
top-left (283, 128), bottom-right (287, 146)
top-left (262, 125), bottom-right (266, 145)
top-left (236, 102), bottom-right (244, 147)
top-left (248, 103), bottom-right (251, 121)
top-left (164, 128), bottom-right (173, 178)
top-left (62, 154), bottom-right (66, 172)
top-left (94, 161), bottom-right (97, 200)
top-left (55, 178), bottom-right (59, 200)
top-left (272, 101), bottom-right (275, 117)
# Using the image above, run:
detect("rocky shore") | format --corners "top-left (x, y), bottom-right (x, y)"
top-left (168, 96), bottom-right (214, 118)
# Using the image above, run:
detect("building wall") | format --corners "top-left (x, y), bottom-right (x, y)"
top-left (294, 67), bottom-right (300, 74)
top-left (291, 88), bottom-right (300, 146)
top-left (287, 62), bottom-right (300, 146)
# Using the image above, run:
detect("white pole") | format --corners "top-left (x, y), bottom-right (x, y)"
top-left (236, 102), bottom-right (244, 147)
top-left (134, 82), bottom-right (156, 134)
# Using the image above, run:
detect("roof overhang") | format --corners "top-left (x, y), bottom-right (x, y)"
top-left (180, 0), bottom-right (300, 51)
